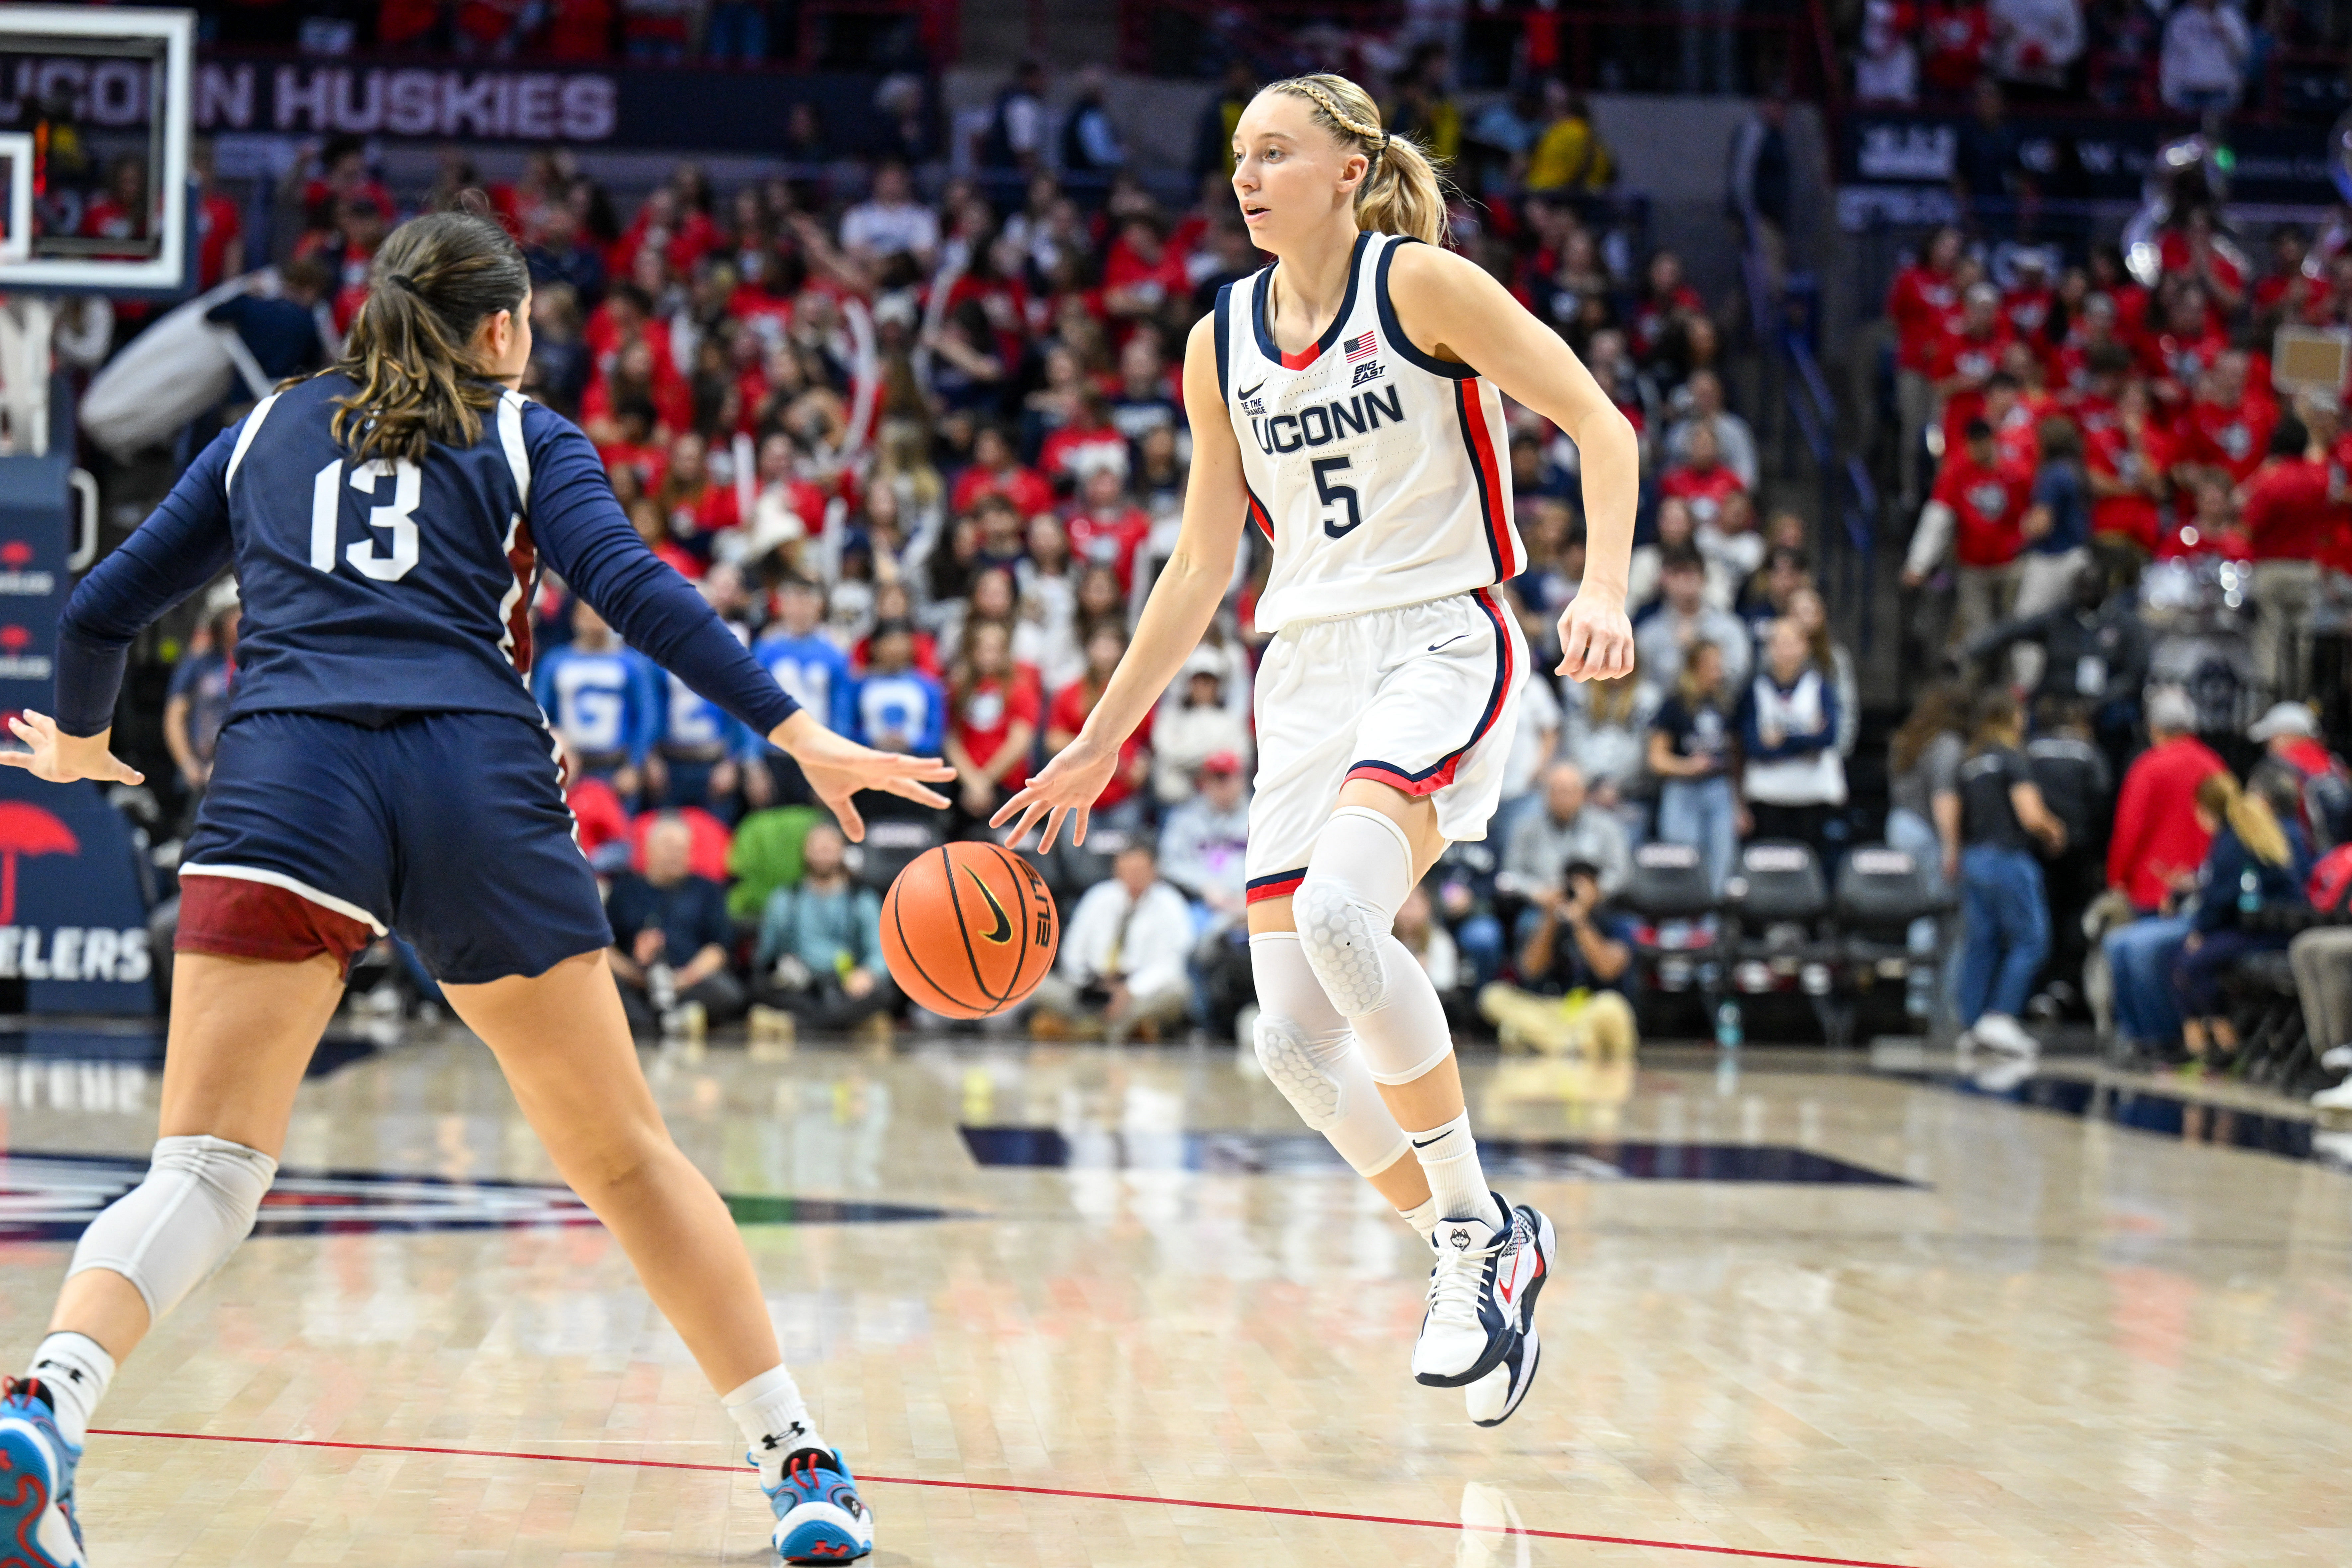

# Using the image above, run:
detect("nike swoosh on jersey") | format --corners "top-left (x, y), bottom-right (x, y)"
top-left (1236, 379), bottom-right (1267, 401)
top-left (961, 867), bottom-right (1014, 944)
top-left (1426, 634), bottom-right (1469, 653)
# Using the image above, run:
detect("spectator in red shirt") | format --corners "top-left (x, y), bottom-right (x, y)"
top-left (1888, 226), bottom-right (1966, 507)
top-left (584, 282), bottom-right (674, 370)
top-left (1064, 467), bottom-right (1154, 592)
top-left (1658, 421), bottom-right (1748, 529)
top-left (1999, 250), bottom-right (2056, 347)
top-left (950, 424), bottom-right (1054, 519)
top-left (656, 433), bottom-right (741, 564)
top-left (1038, 387), bottom-right (1130, 495)
top-left (2157, 207), bottom-right (2247, 315)
top-left (1932, 281), bottom-right (2013, 447)
top-left (1046, 623), bottom-right (1153, 831)
top-left (600, 400), bottom-right (672, 495)
top-left (628, 495), bottom-right (703, 581)
top-left (191, 143), bottom-right (245, 290)
top-left (1905, 417), bottom-right (2033, 641)
top-left (1920, 0), bottom-right (1992, 97)
top-left (583, 337), bottom-right (692, 446)
top-left (2138, 280), bottom-right (2228, 411)
top-left (944, 619), bottom-right (1041, 833)
top-left (1102, 213), bottom-right (1189, 338)
top-left (2086, 377), bottom-right (2172, 558)
top-left (2172, 352), bottom-right (2277, 489)
top-left (2240, 412), bottom-right (2336, 698)
top-left (2107, 687), bottom-right (2226, 912)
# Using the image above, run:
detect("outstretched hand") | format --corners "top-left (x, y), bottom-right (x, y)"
top-left (991, 734), bottom-right (1117, 853)
top-left (0, 710), bottom-right (144, 787)
top-left (770, 711), bottom-right (955, 843)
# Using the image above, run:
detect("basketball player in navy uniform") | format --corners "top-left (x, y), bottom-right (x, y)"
top-left (998, 75), bottom-right (1639, 1428)
top-left (0, 212), bottom-right (946, 1565)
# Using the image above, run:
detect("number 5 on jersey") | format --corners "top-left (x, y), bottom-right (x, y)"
top-left (1312, 456), bottom-right (1362, 539)
top-left (311, 458), bottom-right (421, 582)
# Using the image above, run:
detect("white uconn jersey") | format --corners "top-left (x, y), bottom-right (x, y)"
top-left (1217, 231), bottom-right (1524, 634)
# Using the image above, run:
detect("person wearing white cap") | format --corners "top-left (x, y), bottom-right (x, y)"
top-left (2248, 701), bottom-right (2348, 852)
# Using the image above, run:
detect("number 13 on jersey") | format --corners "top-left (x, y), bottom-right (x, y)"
top-left (311, 457), bottom-right (421, 582)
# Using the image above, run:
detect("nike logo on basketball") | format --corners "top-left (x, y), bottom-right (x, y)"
top-left (1426, 634), bottom-right (1468, 653)
top-left (961, 867), bottom-right (1014, 944)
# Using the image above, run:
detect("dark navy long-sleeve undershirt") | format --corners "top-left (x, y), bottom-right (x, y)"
top-left (54, 379), bottom-right (798, 742)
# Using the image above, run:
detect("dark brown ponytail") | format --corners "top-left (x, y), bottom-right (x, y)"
top-left (325, 210), bottom-right (530, 465)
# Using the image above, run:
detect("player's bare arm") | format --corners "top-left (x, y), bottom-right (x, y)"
top-left (992, 312), bottom-right (1247, 852)
top-left (1385, 241), bottom-right (1638, 681)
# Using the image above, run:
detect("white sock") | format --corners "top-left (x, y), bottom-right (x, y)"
top-left (1407, 1111), bottom-right (1503, 1231)
top-left (1398, 1195), bottom-right (1440, 1241)
top-left (725, 1365), bottom-right (824, 1479)
top-left (27, 1332), bottom-right (115, 1448)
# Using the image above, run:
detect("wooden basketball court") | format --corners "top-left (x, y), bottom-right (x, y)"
top-left (1, 1032), bottom-right (2343, 1566)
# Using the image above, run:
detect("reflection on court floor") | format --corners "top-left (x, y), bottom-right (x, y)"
top-left (0, 1033), bottom-right (2346, 1567)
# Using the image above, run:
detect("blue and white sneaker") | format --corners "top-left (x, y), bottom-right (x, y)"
top-left (757, 1445), bottom-right (873, 1563)
top-left (0, 1379), bottom-right (87, 1567)
top-left (1412, 1192), bottom-right (1548, 1389)
top-left (1465, 1199), bottom-right (1555, 1426)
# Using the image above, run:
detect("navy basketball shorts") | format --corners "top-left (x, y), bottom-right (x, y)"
top-left (178, 710), bottom-right (614, 985)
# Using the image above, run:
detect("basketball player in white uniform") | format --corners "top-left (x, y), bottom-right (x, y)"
top-left (996, 73), bottom-right (1637, 1427)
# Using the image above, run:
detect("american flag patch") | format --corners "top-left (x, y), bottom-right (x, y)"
top-left (1343, 331), bottom-right (1377, 362)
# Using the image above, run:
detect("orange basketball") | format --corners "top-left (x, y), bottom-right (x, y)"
top-left (880, 841), bottom-right (1060, 1018)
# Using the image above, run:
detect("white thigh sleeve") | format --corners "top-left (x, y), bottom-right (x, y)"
top-left (1293, 807), bottom-right (1456, 1085)
top-left (1249, 933), bottom-right (1410, 1178)
top-left (68, 1134), bottom-right (277, 1321)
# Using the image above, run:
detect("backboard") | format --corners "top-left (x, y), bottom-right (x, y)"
top-left (0, 6), bottom-right (193, 295)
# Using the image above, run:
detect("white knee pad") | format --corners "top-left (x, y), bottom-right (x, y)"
top-left (69, 1134), bottom-right (277, 1321)
top-left (1294, 807), bottom-right (1416, 1016)
top-left (1293, 808), bottom-right (1455, 1085)
top-left (1249, 934), bottom-right (1410, 1178)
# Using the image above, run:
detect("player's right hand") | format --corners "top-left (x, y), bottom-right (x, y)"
top-left (770, 711), bottom-right (955, 843)
top-left (0, 710), bottom-right (144, 787)
top-left (992, 734), bottom-right (1117, 853)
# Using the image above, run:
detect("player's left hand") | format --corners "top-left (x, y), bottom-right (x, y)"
top-left (770, 711), bottom-right (955, 843)
top-left (0, 710), bottom-right (144, 787)
top-left (1554, 592), bottom-right (1634, 682)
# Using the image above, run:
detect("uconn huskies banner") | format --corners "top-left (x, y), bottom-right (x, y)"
top-left (180, 53), bottom-right (895, 154)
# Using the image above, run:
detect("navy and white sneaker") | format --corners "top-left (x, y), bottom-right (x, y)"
top-left (1412, 1192), bottom-right (1547, 1388)
top-left (1465, 1198), bottom-right (1554, 1424)
top-left (758, 1445), bottom-right (874, 1563)
top-left (0, 1379), bottom-right (87, 1567)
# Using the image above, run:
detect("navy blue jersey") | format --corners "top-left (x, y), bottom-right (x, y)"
top-left (54, 374), bottom-right (797, 741)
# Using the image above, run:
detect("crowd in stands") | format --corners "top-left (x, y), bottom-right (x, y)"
top-left (127, 35), bottom-right (2352, 1090)
top-left (1847, 1), bottom-right (2346, 114)
top-left (140, 30), bottom-right (1892, 1054)
top-left (1864, 140), bottom-right (2352, 1075)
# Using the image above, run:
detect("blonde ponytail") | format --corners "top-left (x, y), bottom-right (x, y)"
top-left (1265, 73), bottom-right (1451, 246)
top-left (2195, 771), bottom-right (2292, 869)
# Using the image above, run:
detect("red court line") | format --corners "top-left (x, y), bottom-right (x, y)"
top-left (92, 1426), bottom-right (1924, 1568)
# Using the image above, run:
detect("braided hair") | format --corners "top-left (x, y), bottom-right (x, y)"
top-left (1262, 73), bottom-right (1449, 246)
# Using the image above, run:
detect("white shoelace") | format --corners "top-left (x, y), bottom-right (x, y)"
top-left (1424, 1230), bottom-right (1503, 1328)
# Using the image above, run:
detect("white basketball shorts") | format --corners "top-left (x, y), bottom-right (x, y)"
top-left (1243, 587), bottom-right (1529, 905)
